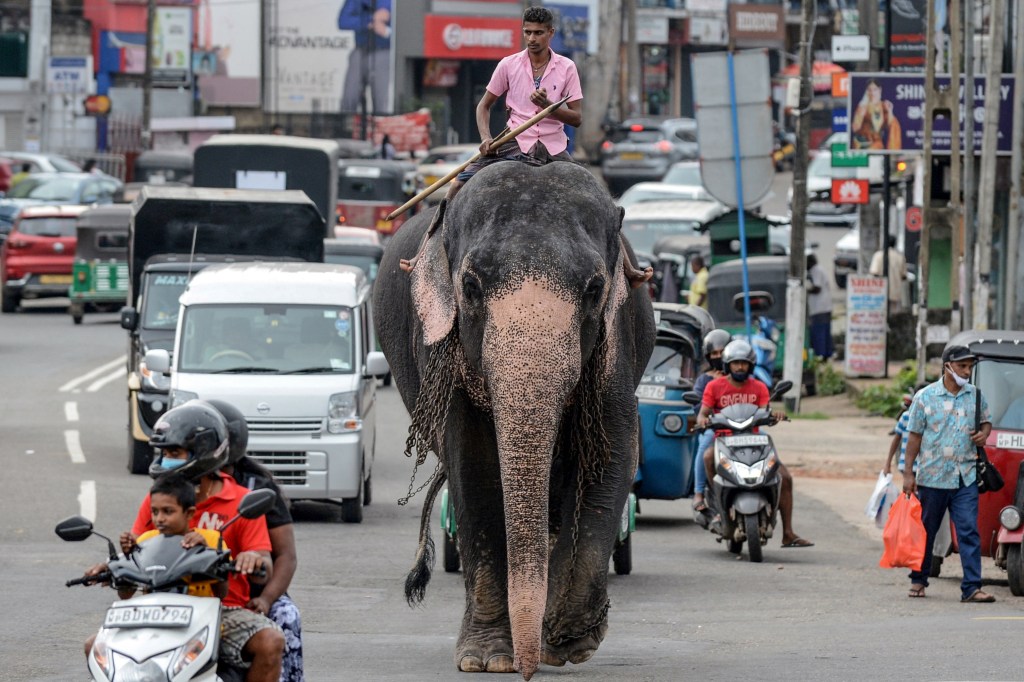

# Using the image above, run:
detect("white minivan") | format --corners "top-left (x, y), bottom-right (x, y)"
top-left (145, 262), bottom-right (388, 522)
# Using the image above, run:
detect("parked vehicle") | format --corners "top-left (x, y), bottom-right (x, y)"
top-left (120, 187), bottom-right (325, 474)
top-left (685, 380), bottom-right (793, 562)
top-left (0, 156), bottom-right (12, 194)
top-left (414, 144), bottom-right (477, 204)
top-left (336, 159), bottom-right (417, 237)
top-left (193, 134), bottom-right (339, 232)
top-left (616, 180), bottom-right (720, 208)
top-left (0, 172), bottom-right (122, 237)
top-left (600, 117), bottom-right (699, 196)
top-left (324, 238), bottom-right (383, 285)
top-left (144, 262), bottom-right (389, 522)
top-left (0, 150), bottom-right (84, 174)
top-left (69, 204), bottom-right (131, 324)
top-left (621, 199), bottom-right (723, 262)
top-left (1, 204), bottom-right (88, 312)
top-left (57, 488), bottom-right (277, 682)
top-left (133, 150), bottom-right (194, 185)
top-left (332, 226), bottom-right (382, 246)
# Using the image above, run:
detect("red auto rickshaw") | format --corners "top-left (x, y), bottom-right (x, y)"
top-left (948, 331), bottom-right (1024, 594)
top-left (336, 159), bottom-right (418, 237)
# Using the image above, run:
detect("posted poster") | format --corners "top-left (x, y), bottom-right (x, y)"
top-left (195, 0), bottom-right (261, 105)
top-left (845, 276), bottom-right (888, 378)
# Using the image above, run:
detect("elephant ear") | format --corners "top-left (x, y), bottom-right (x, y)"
top-left (411, 201), bottom-right (456, 346)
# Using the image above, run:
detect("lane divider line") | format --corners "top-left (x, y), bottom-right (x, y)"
top-left (79, 480), bottom-right (97, 521)
top-left (64, 401), bottom-right (79, 422)
top-left (65, 430), bottom-right (86, 464)
top-left (59, 356), bottom-right (125, 393)
top-left (86, 366), bottom-right (126, 393)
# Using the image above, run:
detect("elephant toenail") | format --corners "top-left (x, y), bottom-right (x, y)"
top-left (485, 654), bottom-right (515, 672)
top-left (459, 655), bottom-right (485, 672)
top-left (541, 650), bottom-right (566, 667)
top-left (568, 648), bottom-right (596, 664)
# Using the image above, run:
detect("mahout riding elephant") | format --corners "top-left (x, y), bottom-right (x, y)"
top-left (374, 161), bottom-right (655, 680)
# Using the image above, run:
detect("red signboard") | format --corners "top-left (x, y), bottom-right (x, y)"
top-left (423, 15), bottom-right (522, 60)
top-left (351, 109), bottom-right (433, 154)
top-left (831, 178), bottom-right (869, 204)
top-left (905, 206), bottom-right (923, 232)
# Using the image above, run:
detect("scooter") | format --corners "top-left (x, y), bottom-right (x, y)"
top-left (685, 381), bottom-right (791, 563)
top-left (57, 488), bottom-right (276, 682)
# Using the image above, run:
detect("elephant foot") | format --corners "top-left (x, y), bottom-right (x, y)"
top-left (455, 627), bottom-right (514, 673)
top-left (542, 616), bottom-right (608, 667)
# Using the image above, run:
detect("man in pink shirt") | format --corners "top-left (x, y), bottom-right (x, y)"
top-left (445, 5), bottom-right (583, 199)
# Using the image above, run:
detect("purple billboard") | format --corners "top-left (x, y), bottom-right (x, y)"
top-left (847, 73), bottom-right (1016, 155)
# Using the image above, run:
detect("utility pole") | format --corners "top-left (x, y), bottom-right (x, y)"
top-left (973, 0), bottom-right (1005, 329)
top-left (962, 0), bottom-right (976, 327)
top-left (141, 0), bottom-right (156, 150)
top-left (625, 0), bottom-right (640, 117)
top-left (1004, 2), bottom-right (1024, 328)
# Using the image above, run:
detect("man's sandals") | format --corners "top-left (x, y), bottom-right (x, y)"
top-left (908, 584), bottom-right (926, 598)
top-left (961, 589), bottom-right (996, 603)
top-left (780, 537), bottom-right (814, 548)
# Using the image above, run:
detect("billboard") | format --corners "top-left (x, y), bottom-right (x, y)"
top-left (265, 0), bottom-right (394, 114)
top-left (195, 0), bottom-right (261, 106)
top-left (153, 7), bottom-right (192, 86)
top-left (847, 73), bottom-right (1016, 154)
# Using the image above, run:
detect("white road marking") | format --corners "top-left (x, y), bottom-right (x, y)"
top-left (59, 356), bottom-right (125, 393)
top-left (65, 430), bottom-right (86, 464)
top-left (86, 366), bottom-right (126, 393)
top-left (79, 480), bottom-right (97, 521)
top-left (64, 401), bottom-right (79, 422)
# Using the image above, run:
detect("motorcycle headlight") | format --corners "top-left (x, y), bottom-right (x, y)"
top-left (92, 633), bottom-right (114, 680)
top-left (1000, 506), bottom-right (1023, 531)
top-left (170, 389), bottom-right (198, 408)
top-left (662, 414), bottom-right (684, 433)
top-left (139, 360), bottom-right (170, 392)
top-left (171, 626), bottom-right (210, 677)
top-left (732, 459), bottom-right (766, 484)
top-left (112, 652), bottom-right (165, 682)
top-left (328, 392), bottom-right (360, 433)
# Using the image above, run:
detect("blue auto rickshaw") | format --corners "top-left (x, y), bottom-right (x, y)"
top-left (634, 303), bottom-right (713, 504)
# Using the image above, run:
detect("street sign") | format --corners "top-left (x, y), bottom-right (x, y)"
top-left (831, 107), bottom-right (848, 133)
top-left (905, 206), bottom-right (923, 232)
top-left (832, 35), bottom-right (871, 62)
top-left (83, 95), bottom-right (111, 116)
top-left (46, 56), bottom-right (92, 95)
top-left (832, 72), bottom-right (849, 98)
top-left (830, 141), bottom-right (869, 167)
top-left (691, 49), bottom-right (774, 209)
top-left (832, 178), bottom-right (869, 204)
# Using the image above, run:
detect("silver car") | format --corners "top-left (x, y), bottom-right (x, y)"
top-left (601, 118), bottom-right (699, 196)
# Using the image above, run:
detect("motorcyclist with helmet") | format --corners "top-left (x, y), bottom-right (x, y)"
top-left (691, 328), bottom-right (732, 513)
top-left (207, 399), bottom-right (304, 682)
top-left (127, 400), bottom-right (285, 681)
top-left (695, 340), bottom-right (814, 548)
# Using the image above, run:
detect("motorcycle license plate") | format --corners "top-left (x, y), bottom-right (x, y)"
top-left (635, 384), bottom-right (666, 400)
top-left (104, 605), bottom-right (193, 629)
top-left (723, 435), bottom-right (769, 447)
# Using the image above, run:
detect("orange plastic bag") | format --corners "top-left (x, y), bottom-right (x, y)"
top-left (879, 493), bottom-right (926, 571)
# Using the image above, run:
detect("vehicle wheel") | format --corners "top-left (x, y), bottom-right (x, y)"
top-left (744, 514), bottom-right (763, 563)
top-left (1007, 545), bottom-right (1024, 597)
top-left (929, 554), bottom-right (943, 578)
top-left (363, 473), bottom-right (372, 506)
top-left (612, 535), bottom-right (632, 575)
top-left (340, 482), bottom-right (364, 523)
top-left (383, 372), bottom-right (392, 386)
top-left (443, 533), bottom-right (460, 573)
top-left (72, 313), bottom-right (83, 325)
top-left (1, 289), bottom-right (18, 313)
top-left (128, 424), bottom-right (153, 475)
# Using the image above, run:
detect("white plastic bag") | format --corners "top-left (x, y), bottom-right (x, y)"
top-left (865, 470), bottom-right (893, 519)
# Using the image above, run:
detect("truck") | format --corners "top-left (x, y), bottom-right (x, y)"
top-left (119, 186), bottom-right (325, 474)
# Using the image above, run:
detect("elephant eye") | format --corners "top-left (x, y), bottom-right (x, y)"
top-left (584, 277), bottom-right (605, 303)
top-left (462, 276), bottom-right (482, 303)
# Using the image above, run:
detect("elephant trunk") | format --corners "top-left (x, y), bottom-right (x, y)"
top-left (483, 278), bottom-right (582, 680)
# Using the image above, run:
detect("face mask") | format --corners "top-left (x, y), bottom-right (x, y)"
top-left (946, 364), bottom-right (970, 388)
top-left (161, 457), bottom-right (188, 470)
top-left (708, 357), bottom-right (723, 371)
top-left (730, 370), bottom-right (750, 382)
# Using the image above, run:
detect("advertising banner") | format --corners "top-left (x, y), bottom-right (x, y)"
top-left (889, 0), bottom-right (926, 72)
top-left (266, 0), bottom-right (395, 114)
top-left (423, 15), bottom-right (521, 61)
top-left (195, 0), bottom-right (261, 106)
top-left (352, 109), bottom-right (432, 153)
top-left (47, 56), bottom-right (93, 95)
top-left (844, 276), bottom-right (888, 378)
top-left (847, 73), bottom-right (1016, 154)
top-left (152, 7), bottom-right (192, 86)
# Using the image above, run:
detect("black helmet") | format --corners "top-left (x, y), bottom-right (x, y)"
top-left (702, 329), bottom-right (732, 360)
top-left (149, 400), bottom-right (230, 481)
top-left (205, 399), bottom-right (249, 466)
top-left (722, 339), bottom-right (755, 368)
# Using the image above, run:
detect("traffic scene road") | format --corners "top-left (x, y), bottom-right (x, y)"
top-left (3, 297), bottom-right (1024, 682)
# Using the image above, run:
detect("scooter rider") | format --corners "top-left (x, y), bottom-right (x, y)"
top-left (691, 328), bottom-right (731, 513)
top-left (696, 340), bottom-right (814, 548)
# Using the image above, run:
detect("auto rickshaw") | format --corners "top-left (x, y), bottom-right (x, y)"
top-left (336, 159), bottom-right (418, 238)
top-left (68, 204), bottom-right (131, 324)
top-left (633, 303), bottom-right (713, 507)
top-left (946, 331), bottom-right (1024, 594)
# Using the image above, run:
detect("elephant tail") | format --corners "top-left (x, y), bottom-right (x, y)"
top-left (405, 469), bottom-right (447, 606)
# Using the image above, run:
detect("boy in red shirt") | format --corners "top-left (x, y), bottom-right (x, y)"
top-left (695, 340), bottom-right (813, 548)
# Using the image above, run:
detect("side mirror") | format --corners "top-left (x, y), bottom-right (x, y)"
top-left (120, 306), bottom-right (139, 331)
top-left (770, 380), bottom-right (794, 401)
top-left (682, 391), bottom-right (702, 406)
top-left (733, 291), bottom-right (775, 314)
top-left (364, 351), bottom-right (389, 378)
top-left (55, 515), bottom-right (94, 542)
top-left (144, 349), bottom-right (171, 375)
top-left (237, 489), bottom-right (277, 519)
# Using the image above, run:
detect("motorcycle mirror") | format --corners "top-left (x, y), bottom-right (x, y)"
top-left (732, 290), bottom-right (774, 314)
top-left (237, 488), bottom-right (277, 519)
top-left (682, 391), bottom-right (702, 406)
top-left (55, 515), bottom-right (94, 542)
top-left (770, 380), bottom-right (794, 400)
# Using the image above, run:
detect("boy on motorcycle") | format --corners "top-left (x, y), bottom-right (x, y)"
top-left (695, 340), bottom-right (814, 548)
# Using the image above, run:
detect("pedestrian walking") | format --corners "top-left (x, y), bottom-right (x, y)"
top-left (806, 253), bottom-right (833, 360)
top-left (902, 345), bottom-right (995, 602)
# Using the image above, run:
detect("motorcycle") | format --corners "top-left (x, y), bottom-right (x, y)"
top-left (684, 380), bottom-right (792, 563)
top-left (57, 488), bottom-right (276, 682)
top-left (729, 291), bottom-right (779, 390)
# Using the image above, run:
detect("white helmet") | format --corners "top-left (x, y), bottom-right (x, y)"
top-left (722, 339), bottom-right (755, 368)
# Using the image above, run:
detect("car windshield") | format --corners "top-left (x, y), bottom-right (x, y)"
top-left (49, 156), bottom-right (84, 172)
top-left (8, 176), bottom-right (80, 201)
top-left (16, 217), bottom-right (77, 236)
top-left (178, 304), bottom-right (357, 374)
top-left (338, 174), bottom-right (404, 201)
top-left (976, 360), bottom-right (1024, 432)
top-left (142, 272), bottom-right (189, 329)
top-left (642, 340), bottom-right (697, 387)
top-left (662, 165), bottom-right (702, 186)
top-left (622, 219), bottom-right (701, 254)
top-left (324, 253), bottom-right (379, 283)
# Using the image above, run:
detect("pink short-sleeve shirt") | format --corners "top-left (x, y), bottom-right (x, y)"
top-left (486, 48), bottom-right (583, 155)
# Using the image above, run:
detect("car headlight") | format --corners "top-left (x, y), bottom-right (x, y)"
top-left (328, 391), bottom-right (360, 433)
top-left (139, 360), bottom-right (170, 392)
top-left (662, 414), bottom-right (684, 433)
top-left (170, 389), bottom-right (198, 408)
top-left (171, 626), bottom-right (210, 677)
top-left (1000, 506), bottom-right (1023, 531)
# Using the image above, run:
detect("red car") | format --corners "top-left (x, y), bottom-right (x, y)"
top-left (1, 204), bottom-right (88, 312)
top-left (0, 157), bottom-right (12, 194)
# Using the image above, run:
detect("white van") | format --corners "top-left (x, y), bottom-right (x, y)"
top-left (145, 262), bottom-right (388, 522)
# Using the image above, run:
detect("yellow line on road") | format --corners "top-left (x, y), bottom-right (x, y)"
top-left (972, 617), bottom-right (1024, 621)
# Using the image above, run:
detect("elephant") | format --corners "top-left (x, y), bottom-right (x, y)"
top-left (373, 161), bottom-right (655, 680)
